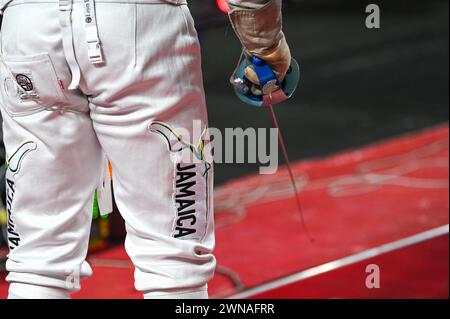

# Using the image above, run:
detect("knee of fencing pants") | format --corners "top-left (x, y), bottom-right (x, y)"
top-left (144, 286), bottom-right (209, 299)
top-left (126, 227), bottom-right (216, 294)
top-left (120, 156), bottom-right (216, 294)
top-left (94, 114), bottom-right (216, 295)
top-left (0, 108), bottom-right (102, 294)
top-left (8, 283), bottom-right (70, 299)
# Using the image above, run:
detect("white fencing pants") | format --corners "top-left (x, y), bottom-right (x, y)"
top-left (0, 0), bottom-right (215, 299)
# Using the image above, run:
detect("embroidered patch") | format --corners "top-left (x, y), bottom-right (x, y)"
top-left (7, 141), bottom-right (37, 175)
top-left (149, 121), bottom-right (211, 241)
top-left (173, 161), bottom-right (209, 240)
top-left (5, 141), bottom-right (37, 250)
top-left (15, 74), bottom-right (34, 92)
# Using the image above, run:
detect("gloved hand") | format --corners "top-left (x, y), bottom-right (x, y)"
top-left (244, 37), bottom-right (291, 86)
top-left (228, 0), bottom-right (292, 85)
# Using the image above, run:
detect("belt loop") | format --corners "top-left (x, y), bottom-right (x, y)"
top-left (59, 0), bottom-right (81, 90)
top-left (83, 0), bottom-right (104, 64)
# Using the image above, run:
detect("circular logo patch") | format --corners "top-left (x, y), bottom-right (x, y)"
top-left (15, 74), bottom-right (33, 92)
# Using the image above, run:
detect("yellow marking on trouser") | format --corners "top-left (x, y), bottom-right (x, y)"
top-left (0, 208), bottom-right (7, 225)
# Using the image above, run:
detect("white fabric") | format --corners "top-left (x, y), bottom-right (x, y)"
top-left (0, 0), bottom-right (215, 299)
top-left (144, 286), bottom-right (208, 299)
top-left (9, 283), bottom-right (70, 299)
top-left (1, 0), bottom-right (188, 13)
top-left (59, 0), bottom-right (82, 90)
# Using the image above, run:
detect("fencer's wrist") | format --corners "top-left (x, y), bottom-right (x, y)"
top-left (228, 0), bottom-right (283, 55)
top-left (246, 36), bottom-right (292, 82)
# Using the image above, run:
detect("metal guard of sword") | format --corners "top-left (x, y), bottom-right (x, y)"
top-left (231, 54), bottom-right (315, 243)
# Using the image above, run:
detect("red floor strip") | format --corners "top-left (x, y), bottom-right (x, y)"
top-left (209, 125), bottom-right (449, 297)
top-left (248, 234), bottom-right (449, 299)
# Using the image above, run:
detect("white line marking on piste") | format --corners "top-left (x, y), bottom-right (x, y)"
top-left (229, 224), bottom-right (449, 299)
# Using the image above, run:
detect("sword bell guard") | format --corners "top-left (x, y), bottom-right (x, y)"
top-left (232, 56), bottom-right (300, 107)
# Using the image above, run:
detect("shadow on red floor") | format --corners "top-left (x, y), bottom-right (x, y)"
top-left (0, 124), bottom-right (448, 299)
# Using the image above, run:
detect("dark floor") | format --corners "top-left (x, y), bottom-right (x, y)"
top-left (200, 0), bottom-right (449, 185)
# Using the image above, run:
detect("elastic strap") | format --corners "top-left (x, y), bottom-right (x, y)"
top-left (83, 0), bottom-right (104, 64)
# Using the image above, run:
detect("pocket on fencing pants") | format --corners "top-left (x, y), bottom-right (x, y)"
top-left (0, 53), bottom-right (68, 117)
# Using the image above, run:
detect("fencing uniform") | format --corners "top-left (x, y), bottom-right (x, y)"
top-left (0, 0), bottom-right (215, 299)
top-left (0, 0), bottom-right (285, 299)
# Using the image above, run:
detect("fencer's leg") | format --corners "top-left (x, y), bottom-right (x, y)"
top-left (77, 3), bottom-right (216, 298)
top-left (0, 3), bottom-right (103, 299)
top-left (0, 109), bottom-right (102, 299)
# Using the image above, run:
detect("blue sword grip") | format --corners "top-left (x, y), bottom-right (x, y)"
top-left (251, 56), bottom-right (278, 89)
